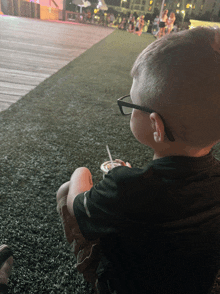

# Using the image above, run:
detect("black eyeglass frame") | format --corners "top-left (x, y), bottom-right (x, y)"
top-left (117, 95), bottom-right (175, 142)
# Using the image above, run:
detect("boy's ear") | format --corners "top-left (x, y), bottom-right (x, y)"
top-left (150, 113), bottom-right (165, 143)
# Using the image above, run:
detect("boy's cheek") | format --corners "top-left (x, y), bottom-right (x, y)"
top-left (130, 111), bottom-right (153, 145)
top-left (130, 114), bottom-right (139, 140)
top-left (130, 110), bottom-right (139, 136)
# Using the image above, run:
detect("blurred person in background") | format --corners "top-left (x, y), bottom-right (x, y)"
top-left (118, 17), bottom-right (127, 30)
top-left (103, 13), bottom-right (108, 26)
top-left (98, 13), bottom-right (104, 25)
top-left (158, 10), bottom-right (168, 38)
top-left (107, 13), bottom-right (110, 26)
top-left (134, 15), bottom-right (145, 36)
top-left (109, 13), bottom-right (115, 26)
top-left (166, 12), bottom-right (176, 34)
top-left (91, 13), bottom-right (95, 23)
top-left (116, 14), bottom-right (122, 27)
top-left (86, 10), bottom-right (91, 23)
top-left (128, 14), bottom-right (135, 33)
top-left (152, 15), bottom-right (159, 35)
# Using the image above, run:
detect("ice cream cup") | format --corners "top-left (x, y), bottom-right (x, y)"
top-left (100, 160), bottom-right (122, 178)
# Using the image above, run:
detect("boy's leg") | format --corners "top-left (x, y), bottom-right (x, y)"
top-left (56, 167), bottom-right (94, 245)
top-left (56, 169), bottom-right (101, 293)
top-left (57, 181), bottom-right (76, 244)
top-left (66, 167), bottom-right (93, 217)
top-left (56, 167), bottom-right (93, 244)
top-left (56, 181), bottom-right (70, 206)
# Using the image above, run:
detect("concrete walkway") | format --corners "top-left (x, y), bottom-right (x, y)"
top-left (0, 16), bottom-right (114, 112)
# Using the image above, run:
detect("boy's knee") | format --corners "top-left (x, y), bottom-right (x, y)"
top-left (70, 167), bottom-right (93, 185)
top-left (73, 166), bottom-right (91, 174)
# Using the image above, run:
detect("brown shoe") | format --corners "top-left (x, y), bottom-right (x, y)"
top-left (0, 245), bottom-right (13, 294)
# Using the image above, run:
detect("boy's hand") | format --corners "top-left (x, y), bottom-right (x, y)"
top-left (115, 159), bottom-right (132, 168)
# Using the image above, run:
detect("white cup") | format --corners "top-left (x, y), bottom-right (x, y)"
top-left (100, 160), bottom-right (122, 178)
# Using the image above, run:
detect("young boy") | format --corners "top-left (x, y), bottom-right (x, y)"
top-left (57, 27), bottom-right (220, 294)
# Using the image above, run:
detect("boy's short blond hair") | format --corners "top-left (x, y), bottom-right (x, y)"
top-left (131, 27), bottom-right (220, 148)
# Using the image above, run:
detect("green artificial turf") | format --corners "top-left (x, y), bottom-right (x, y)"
top-left (1, 29), bottom-right (220, 293)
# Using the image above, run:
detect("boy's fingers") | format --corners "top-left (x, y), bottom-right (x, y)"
top-left (115, 159), bottom-right (125, 166)
top-left (126, 162), bottom-right (132, 168)
top-left (115, 159), bottom-right (132, 168)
